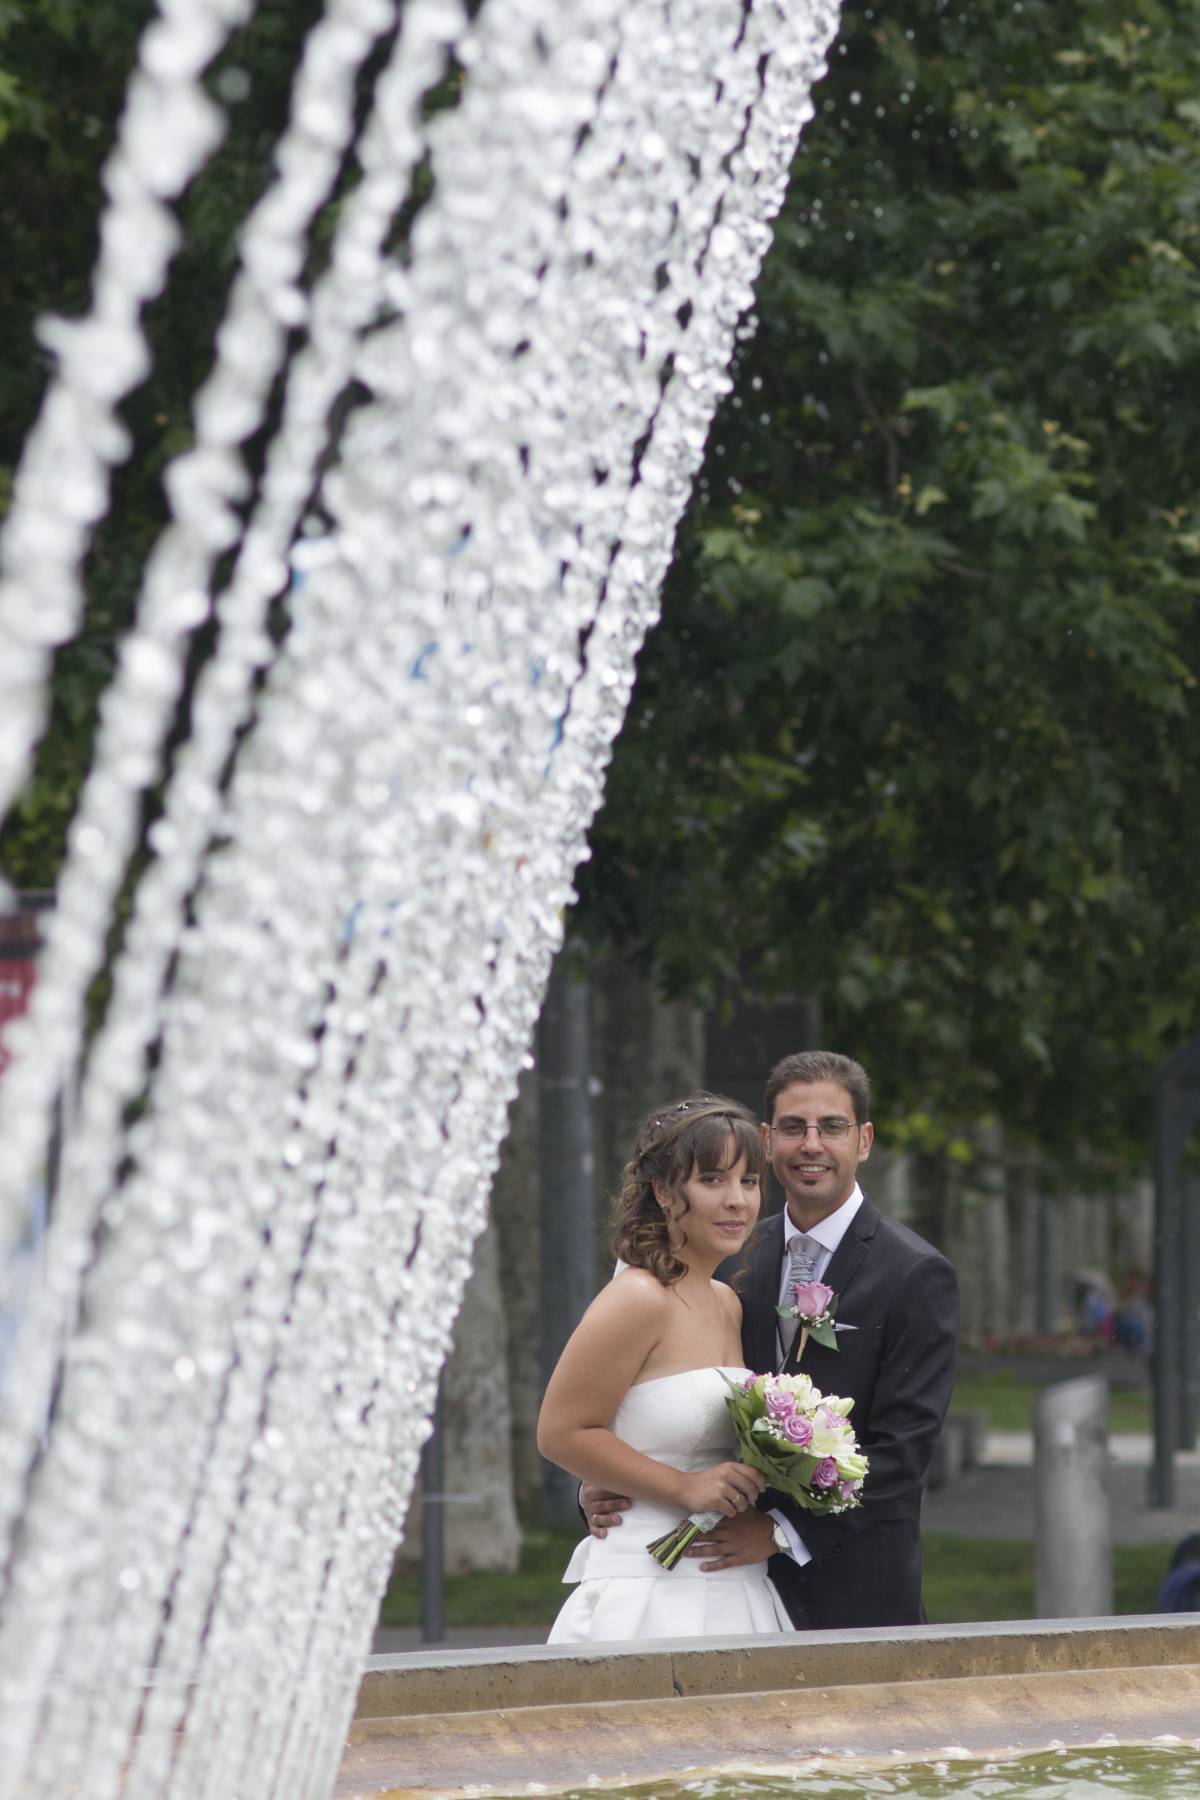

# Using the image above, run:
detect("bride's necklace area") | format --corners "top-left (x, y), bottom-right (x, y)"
top-left (666, 1271), bottom-right (740, 1364)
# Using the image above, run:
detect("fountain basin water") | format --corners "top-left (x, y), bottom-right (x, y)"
top-left (338, 1616), bottom-right (1200, 1797)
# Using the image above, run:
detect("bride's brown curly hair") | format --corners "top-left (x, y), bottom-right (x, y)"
top-left (612, 1091), bottom-right (764, 1288)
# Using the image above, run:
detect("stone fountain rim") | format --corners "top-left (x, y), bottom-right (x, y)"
top-left (355, 1612), bottom-right (1200, 1721)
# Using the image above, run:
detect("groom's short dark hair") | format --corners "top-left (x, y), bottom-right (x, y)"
top-left (763, 1051), bottom-right (871, 1125)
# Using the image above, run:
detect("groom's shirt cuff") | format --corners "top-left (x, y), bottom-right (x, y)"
top-left (767, 1507), bottom-right (811, 1566)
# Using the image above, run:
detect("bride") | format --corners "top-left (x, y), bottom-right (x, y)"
top-left (538, 1093), bottom-right (791, 1643)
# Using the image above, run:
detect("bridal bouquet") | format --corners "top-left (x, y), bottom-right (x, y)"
top-left (646, 1371), bottom-right (868, 1570)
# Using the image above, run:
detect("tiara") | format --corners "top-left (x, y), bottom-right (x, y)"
top-left (651, 1100), bottom-right (693, 1130)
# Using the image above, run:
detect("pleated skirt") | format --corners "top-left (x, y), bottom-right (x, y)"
top-left (546, 1566), bottom-right (792, 1645)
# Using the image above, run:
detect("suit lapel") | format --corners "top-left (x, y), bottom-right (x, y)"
top-left (741, 1212), bottom-right (784, 1375)
top-left (819, 1193), bottom-right (878, 1302)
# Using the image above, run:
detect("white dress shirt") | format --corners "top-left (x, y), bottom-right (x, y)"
top-left (778, 1182), bottom-right (865, 1307)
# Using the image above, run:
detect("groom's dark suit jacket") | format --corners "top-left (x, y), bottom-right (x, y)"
top-left (717, 1196), bottom-right (959, 1630)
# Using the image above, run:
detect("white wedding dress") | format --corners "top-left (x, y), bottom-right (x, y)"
top-left (547, 1366), bottom-right (792, 1644)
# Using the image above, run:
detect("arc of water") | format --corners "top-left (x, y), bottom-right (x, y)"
top-left (0, 0), bottom-right (841, 1794)
top-left (167, 5), bottom-right (841, 1794)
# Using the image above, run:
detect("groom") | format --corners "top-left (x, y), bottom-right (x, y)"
top-left (584, 1049), bottom-right (959, 1629)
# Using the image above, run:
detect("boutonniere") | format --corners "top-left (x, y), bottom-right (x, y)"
top-left (777, 1280), bottom-right (839, 1359)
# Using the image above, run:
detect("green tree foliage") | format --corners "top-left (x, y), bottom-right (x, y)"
top-left (0, 0), bottom-right (322, 887)
top-left (580, 0), bottom-right (1200, 1177)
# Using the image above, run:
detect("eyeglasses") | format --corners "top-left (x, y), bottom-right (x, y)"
top-left (771, 1116), bottom-right (855, 1142)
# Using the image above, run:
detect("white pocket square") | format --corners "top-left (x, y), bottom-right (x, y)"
top-left (834, 1322), bottom-right (859, 1332)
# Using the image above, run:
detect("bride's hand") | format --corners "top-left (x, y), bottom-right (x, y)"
top-left (677, 1460), bottom-right (765, 1519)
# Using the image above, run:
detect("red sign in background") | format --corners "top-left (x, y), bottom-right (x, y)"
top-left (0, 903), bottom-right (46, 1085)
top-left (0, 956), bottom-right (37, 1082)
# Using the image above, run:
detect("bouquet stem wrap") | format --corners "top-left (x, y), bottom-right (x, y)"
top-left (646, 1509), bottom-right (723, 1570)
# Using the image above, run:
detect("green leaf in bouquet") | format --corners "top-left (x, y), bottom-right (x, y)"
top-left (736, 1434), bottom-right (793, 1487)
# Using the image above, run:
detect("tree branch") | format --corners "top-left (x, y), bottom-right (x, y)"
top-left (936, 559), bottom-right (987, 581)
top-left (853, 374), bottom-right (901, 492)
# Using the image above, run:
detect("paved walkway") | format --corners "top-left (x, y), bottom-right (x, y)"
top-left (922, 1431), bottom-right (1200, 1547)
top-left (372, 1430), bottom-right (1200, 1656)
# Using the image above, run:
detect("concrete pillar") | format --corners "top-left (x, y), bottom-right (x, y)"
top-left (1034, 1375), bottom-right (1111, 1618)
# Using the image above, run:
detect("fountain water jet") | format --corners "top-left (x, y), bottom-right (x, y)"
top-left (0, 1), bottom-right (841, 1795)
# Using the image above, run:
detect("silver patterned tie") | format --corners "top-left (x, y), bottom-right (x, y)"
top-left (780, 1232), bottom-right (821, 1360)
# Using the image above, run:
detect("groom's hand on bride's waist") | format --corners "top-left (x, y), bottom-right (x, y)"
top-left (684, 1507), bottom-right (774, 1571)
top-left (580, 1482), bottom-right (630, 1538)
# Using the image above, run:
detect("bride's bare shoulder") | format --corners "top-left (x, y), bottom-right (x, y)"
top-left (609, 1264), bottom-right (670, 1309)
top-left (714, 1278), bottom-right (744, 1326)
top-left (580, 1265), bottom-right (671, 1348)
top-left (584, 1264), bottom-right (670, 1328)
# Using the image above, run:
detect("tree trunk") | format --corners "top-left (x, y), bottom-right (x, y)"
top-left (492, 1067), bottom-right (541, 1513)
top-left (973, 1124), bottom-right (1009, 1340)
top-left (591, 951), bottom-right (705, 1273)
top-left (395, 1214), bottom-right (521, 1574)
top-left (910, 1148), bottom-right (956, 1259)
top-left (538, 951), bottom-right (598, 1531)
top-left (1005, 1148), bottom-right (1038, 1336)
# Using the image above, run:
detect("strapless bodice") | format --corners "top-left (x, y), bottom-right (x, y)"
top-left (610, 1365), bottom-right (747, 1467)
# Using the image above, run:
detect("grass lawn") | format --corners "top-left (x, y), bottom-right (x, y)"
top-left (380, 1524), bottom-right (581, 1628)
top-left (379, 1527), bottom-right (1169, 1632)
top-left (921, 1535), bottom-right (1165, 1623)
top-left (952, 1370), bottom-right (1151, 1435)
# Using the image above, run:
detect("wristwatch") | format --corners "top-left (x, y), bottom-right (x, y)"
top-left (770, 1519), bottom-right (789, 1553)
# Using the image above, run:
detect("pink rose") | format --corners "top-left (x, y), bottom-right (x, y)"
top-left (792, 1280), bottom-right (835, 1319)
top-left (838, 1478), bottom-right (858, 1501)
top-left (811, 1455), bottom-right (840, 1489)
top-left (766, 1390), bottom-right (794, 1418)
top-left (782, 1413), bottom-right (813, 1446)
